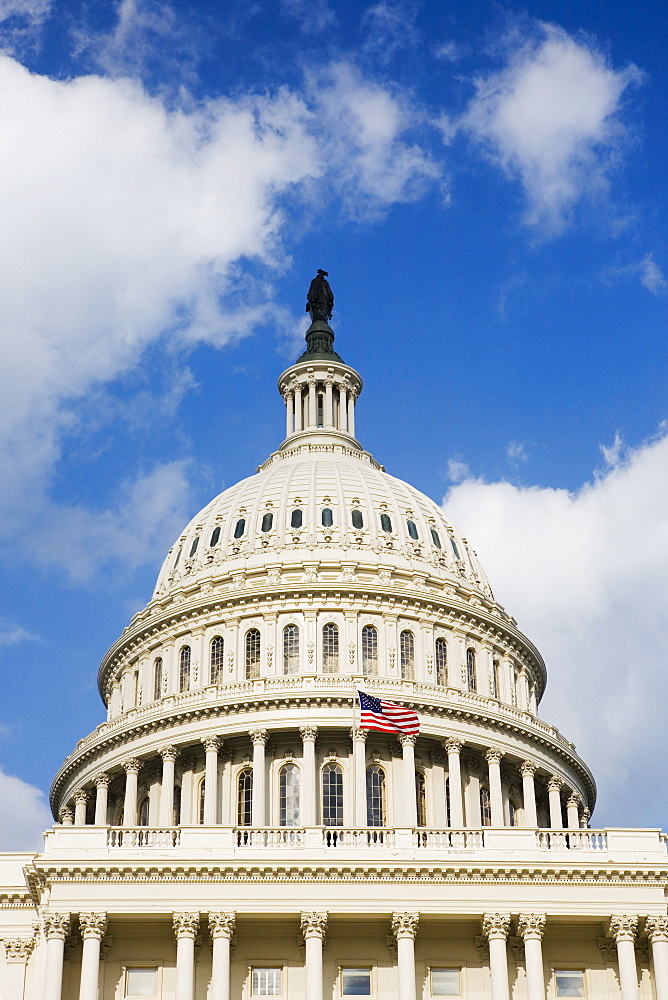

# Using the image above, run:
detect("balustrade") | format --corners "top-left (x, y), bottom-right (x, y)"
top-left (107, 827), bottom-right (180, 847)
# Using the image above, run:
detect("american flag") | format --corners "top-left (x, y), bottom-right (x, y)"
top-left (358, 690), bottom-right (420, 735)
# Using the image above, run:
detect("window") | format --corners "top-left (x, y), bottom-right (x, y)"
top-left (466, 647), bottom-right (477, 692)
top-left (321, 507), bottom-right (333, 527)
top-left (491, 659), bottom-right (500, 699)
top-left (138, 796), bottom-right (149, 827)
top-left (366, 765), bottom-right (386, 827)
top-left (480, 787), bottom-right (492, 827)
top-left (198, 778), bottom-right (206, 825)
top-left (322, 762), bottom-right (343, 827)
top-left (153, 657), bottom-right (163, 701)
top-left (252, 969), bottom-right (282, 996)
top-left (125, 968), bottom-right (157, 998)
top-left (361, 625), bottom-right (378, 676)
top-left (380, 512), bottom-right (392, 533)
top-left (508, 800), bottom-right (516, 828)
top-left (237, 768), bottom-right (253, 826)
top-left (341, 969), bottom-right (371, 997)
top-left (133, 671), bottom-right (139, 706)
top-left (431, 969), bottom-right (461, 997)
top-left (233, 518), bottom-right (245, 539)
top-left (279, 763), bottom-right (300, 826)
top-left (210, 525), bottom-right (221, 547)
top-left (555, 972), bottom-right (585, 998)
top-left (400, 630), bottom-right (415, 680)
top-left (210, 636), bottom-right (224, 685)
top-left (246, 629), bottom-right (261, 679)
top-left (173, 785), bottom-right (181, 826)
top-left (173, 545), bottom-right (182, 567)
top-left (351, 508), bottom-right (364, 530)
top-left (431, 528), bottom-right (442, 549)
top-left (179, 646), bottom-right (191, 693)
top-left (283, 624), bottom-right (300, 675)
top-left (415, 771), bottom-right (426, 827)
top-left (189, 535), bottom-right (199, 557)
top-left (451, 537), bottom-right (461, 561)
top-left (435, 638), bottom-right (447, 686)
top-left (322, 623), bottom-right (339, 673)
top-left (261, 512), bottom-right (273, 532)
top-left (317, 393), bottom-right (324, 427)
top-left (406, 519), bottom-right (419, 540)
top-left (291, 508), bottom-right (303, 529)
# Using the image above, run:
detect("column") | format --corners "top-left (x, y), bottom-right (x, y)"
top-left (520, 761), bottom-right (538, 828)
top-left (429, 748), bottom-right (448, 828)
top-left (485, 750), bottom-right (504, 827)
top-left (547, 776), bottom-right (563, 829)
top-left (250, 729), bottom-right (268, 826)
top-left (300, 726), bottom-right (318, 827)
top-left (324, 379), bottom-right (334, 427)
top-left (566, 792), bottom-right (581, 830)
top-left (392, 913), bottom-right (419, 1000)
top-left (482, 914), bottom-right (511, 1000)
top-left (301, 912), bottom-right (328, 1000)
top-left (203, 737), bottom-right (220, 825)
top-left (308, 378), bottom-right (316, 427)
top-left (285, 391), bottom-right (294, 437)
top-left (209, 912), bottom-right (236, 1000)
top-left (466, 759), bottom-right (482, 827)
top-left (347, 390), bottom-right (356, 438)
top-left (610, 916), bottom-right (640, 1000)
top-left (399, 735), bottom-right (418, 827)
top-left (94, 774), bottom-right (110, 825)
top-left (42, 913), bottom-right (70, 1000)
top-left (74, 789), bottom-right (88, 826)
top-left (2, 937), bottom-right (35, 999)
top-left (339, 386), bottom-right (348, 431)
top-left (444, 739), bottom-right (464, 828)
top-left (123, 758), bottom-right (141, 826)
top-left (352, 727), bottom-right (368, 826)
top-left (78, 913), bottom-right (107, 1000)
top-left (295, 387), bottom-right (303, 431)
top-left (173, 913), bottom-right (200, 1000)
top-left (159, 747), bottom-right (178, 826)
top-left (518, 915), bottom-right (546, 1000)
top-left (645, 916), bottom-right (668, 1000)
top-left (59, 805), bottom-right (73, 826)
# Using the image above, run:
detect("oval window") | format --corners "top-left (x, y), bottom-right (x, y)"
top-left (322, 508), bottom-right (333, 527)
top-left (451, 537), bottom-right (461, 560)
top-left (189, 536), bottom-right (199, 557)
top-left (210, 525), bottom-right (221, 547)
top-left (380, 513), bottom-right (392, 533)
top-left (351, 509), bottom-right (363, 530)
top-left (261, 512), bottom-right (273, 532)
top-left (234, 518), bottom-right (246, 539)
top-left (291, 509), bottom-right (303, 529)
top-left (431, 528), bottom-right (441, 549)
top-left (407, 520), bottom-right (418, 540)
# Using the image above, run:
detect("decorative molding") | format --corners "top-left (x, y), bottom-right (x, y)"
top-left (474, 935), bottom-right (489, 960)
top-left (645, 916), bottom-right (668, 943)
top-left (485, 748), bottom-right (503, 766)
top-left (508, 936), bottom-right (524, 961)
top-left (482, 913), bottom-right (511, 941)
top-left (398, 734), bottom-right (417, 748)
top-left (444, 739), bottom-right (463, 755)
top-left (301, 911), bottom-right (328, 942)
top-left (392, 912), bottom-right (419, 940)
top-left (520, 761), bottom-right (537, 778)
top-left (100, 935), bottom-right (113, 961)
top-left (79, 912), bottom-right (108, 940)
top-left (249, 729), bottom-right (268, 746)
top-left (2, 936), bottom-right (36, 962)
top-left (518, 914), bottom-right (546, 941)
top-left (609, 915), bottom-right (639, 943)
top-left (208, 912), bottom-right (236, 939)
top-left (300, 726), bottom-right (318, 742)
top-left (123, 758), bottom-right (141, 774)
top-left (202, 737), bottom-right (221, 753)
top-left (94, 772), bottom-right (111, 789)
top-left (547, 775), bottom-right (563, 793)
top-left (598, 938), bottom-right (617, 962)
top-left (173, 913), bottom-right (200, 939)
top-left (74, 788), bottom-right (88, 804)
top-left (160, 745), bottom-right (179, 763)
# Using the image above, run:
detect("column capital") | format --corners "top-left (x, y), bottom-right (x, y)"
top-left (566, 791), bottom-right (581, 808)
top-left (518, 914), bottom-right (546, 941)
top-left (520, 761), bottom-right (537, 778)
top-left (3, 936), bottom-right (36, 963)
top-left (79, 912), bottom-right (108, 940)
top-left (485, 748), bottom-right (503, 766)
top-left (392, 912), bottom-right (419, 940)
top-left (208, 912), bottom-right (236, 940)
top-left (160, 745), bottom-right (179, 762)
top-left (398, 734), bottom-right (417, 748)
top-left (74, 788), bottom-right (89, 804)
top-left (645, 916), bottom-right (668, 943)
top-left (202, 736), bottom-right (221, 753)
top-left (44, 913), bottom-right (71, 941)
top-left (444, 738), bottom-right (463, 755)
top-left (249, 728), bottom-right (268, 746)
top-left (482, 913), bottom-right (511, 941)
top-left (300, 725), bottom-right (318, 742)
top-left (609, 915), bottom-right (639, 944)
top-left (94, 772), bottom-right (111, 789)
top-left (547, 775), bottom-right (563, 792)
top-left (351, 726), bottom-right (368, 742)
top-left (301, 911), bottom-right (328, 941)
top-left (173, 913), bottom-right (200, 940)
top-left (58, 805), bottom-right (74, 825)
top-left (123, 758), bottom-right (141, 774)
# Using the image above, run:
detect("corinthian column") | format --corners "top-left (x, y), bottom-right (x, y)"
top-left (399, 734), bottom-right (418, 827)
top-left (301, 912), bottom-right (328, 1000)
top-left (518, 915), bottom-right (546, 1000)
top-left (300, 726), bottom-right (318, 827)
top-left (202, 737), bottom-right (220, 825)
top-left (610, 916), bottom-right (640, 1000)
top-left (352, 727), bottom-right (368, 826)
top-left (485, 750), bottom-right (504, 827)
top-left (646, 916), bottom-right (668, 1000)
top-left (42, 913), bottom-right (71, 1000)
top-left (94, 773), bottom-right (110, 825)
top-left (78, 913), bottom-right (107, 1000)
top-left (520, 762), bottom-right (537, 828)
top-left (209, 912), bottom-right (236, 1000)
top-left (173, 913), bottom-right (200, 1000)
top-left (566, 793), bottom-right (581, 830)
top-left (392, 913), bottom-right (419, 1000)
top-left (123, 759), bottom-right (141, 826)
top-left (547, 776), bottom-right (563, 830)
top-left (159, 746), bottom-right (178, 826)
top-left (444, 739), bottom-right (464, 827)
top-left (250, 729), bottom-right (268, 826)
top-left (74, 789), bottom-right (88, 826)
top-left (482, 914), bottom-right (511, 1000)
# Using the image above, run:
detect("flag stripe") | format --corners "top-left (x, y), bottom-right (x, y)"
top-left (358, 690), bottom-right (420, 735)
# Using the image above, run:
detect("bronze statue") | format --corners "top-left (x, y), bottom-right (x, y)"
top-left (306, 269), bottom-right (334, 323)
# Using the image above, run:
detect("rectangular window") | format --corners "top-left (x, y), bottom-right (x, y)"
top-left (555, 972), bottom-right (585, 998)
top-left (431, 968), bottom-right (461, 997)
top-left (125, 968), bottom-right (157, 997)
top-left (252, 968), bottom-right (282, 996)
top-left (341, 969), bottom-right (372, 996)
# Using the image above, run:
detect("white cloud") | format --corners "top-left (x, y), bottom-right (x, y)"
top-left (462, 24), bottom-right (642, 234)
top-left (446, 458), bottom-right (470, 483)
top-left (0, 0), bottom-right (49, 22)
top-left (281, 0), bottom-right (336, 34)
top-left (361, 1), bottom-right (419, 62)
top-left (0, 768), bottom-right (51, 850)
top-left (506, 440), bottom-right (529, 464)
top-left (442, 428), bottom-right (668, 827)
top-left (0, 619), bottom-right (39, 647)
top-left (639, 253), bottom-right (667, 294)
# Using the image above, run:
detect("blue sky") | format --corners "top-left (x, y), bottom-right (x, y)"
top-left (0, 0), bottom-right (666, 847)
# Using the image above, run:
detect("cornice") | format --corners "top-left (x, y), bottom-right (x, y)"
top-left (0, 892), bottom-right (34, 909)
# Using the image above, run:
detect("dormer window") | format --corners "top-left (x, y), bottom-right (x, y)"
top-left (380, 513), bottom-right (392, 533)
top-left (234, 518), bottom-right (246, 539)
top-left (321, 507), bottom-right (333, 527)
top-left (189, 536), bottom-right (199, 557)
top-left (351, 509), bottom-right (363, 530)
top-left (451, 537), bottom-right (461, 560)
top-left (407, 519), bottom-right (419, 540)
top-left (210, 525), bottom-right (221, 546)
top-left (431, 528), bottom-right (441, 549)
top-left (261, 512), bottom-right (273, 532)
top-left (291, 509), bottom-right (303, 529)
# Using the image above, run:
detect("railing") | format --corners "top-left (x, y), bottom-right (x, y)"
top-left (107, 827), bottom-right (180, 847)
top-left (536, 830), bottom-right (608, 850)
top-left (322, 828), bottom-right (394, 847)
top-left (415, 829), bottom-right (485, 849)
top-left (235, 828), bottom-right (304, 847)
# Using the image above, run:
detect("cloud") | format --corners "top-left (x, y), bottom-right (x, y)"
top-left (0, 619), bottom-right (39, 647)
top-left (638, 253), bottom-right (667, 294)
top-left (0, 768), bottom-right (51, 850)
top-left (280, 0), bottom-right (336, 34)
top-left (462, 23), bottom-right (642, 234)
top-left (442, 427), bottom-right (668, 827)
top-left (361, 0), bottom-right (420, 62)
top-left (506, 440), bottom-right (529, 464)
top-left (446, 458), bottom-right (470, 483)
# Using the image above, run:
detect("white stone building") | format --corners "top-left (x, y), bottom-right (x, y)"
top-left (1, 280), bottom-right (667, 1000)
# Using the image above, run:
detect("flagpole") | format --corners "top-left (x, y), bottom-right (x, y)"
top-left (352, 672), bottom-right (357, 829)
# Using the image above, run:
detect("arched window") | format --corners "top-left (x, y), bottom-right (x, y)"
top-left (173, 545), bottom-right (182, 568)
top-left (480, 787), bottom-right (492, 827)
top-left (322, 763), bottom-right (343, 827)
top-left (198, 778), bottom-right (206, 825)
top-left (237, 768), bottom-right (253, 826)
top-left (400, 630), bottom-right (415, 680)
top-left (189, 535), bottom-right (199, 557)
top-left (406, 519), bottom-right (419, 540)
top-left (283, 624), bottom-right (299, 675)
top-left (173, 785), bottom-right (181, 826)
top-left (351, 509), bottom-right (364, 530)
top-left (261, 512), bottom-right (273, 532)
top-left (380, 512), bottom-right (392, 533)
top-left (279, 763), bottom-right (300, 827)
top-left (321, 507), bottom-right (333, 527)
top-left (245, 629), bottom-right (261, 680)
top-left (210, 636), bottom-right (224, 685)
top-left (291, 509), bottom-right (303, 529)
top-left (435, 638), bottom-right (447, 686)
top-left (138, 796), bottom-right (150, 827)
top-left (153, 657), bottom-right (163, 701)
top-left (322, 623), bottom-right (339, 674)
top-left (362, 625), bottom-right (378, 676)
top-left (415, 771), bottom-right (427, 828)
top-left (451, 537), bottom-right (461, 561)
top-left (179, 646), bottom-right (191, 693)
top-left (491, 659), bottom-right (500, 699)
top-left (466, 647), bottom-right (477, 693)
top-left (233, 518), bottom-right (245, 539)
top-left (431, 528), bottom-right (442, 549)
top-left (366, 765), bottom-right (386, 827)
top-left (210, 525), bottom-right (221, 547)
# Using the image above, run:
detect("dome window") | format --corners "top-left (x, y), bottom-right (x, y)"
top-left (210, 636), bottom-right (224, 685)
top-left (237, 768), bottom-right (253, 826)
top-left (451, 537), bottom-right (461, 561)
top-left (466, 647), bottom-right (477, 693)
top-left (431, 528), bottom-right (441, 549)
top-left (351, 509), bottom-right (364, 530)
top-left (322, 623), bottom-right (339, 673)
top-left (261, 512), bottom-right (273, 532)
top-left (435, 638), bottom-right (447, 686)
top-left (279, 762), bottom-right (301, 826)
top-left (283, 624), bottom-right (300, 675)
top-left (245, 629), bottom-right (261, 680)
top-left (380, 513), bottom-right (392, 533)
top-left (153, 657), bottom-right (163, 701)
top-left (209, 525), bottom-right (221, 547)
top-left (321, 507), bottom-right (333, 528)
top-left (406, 520), bottom-right (419, 540)
top-left (322, 762), bottom-right (343, 827)
top-left (189, 536), bottom-right (199, 557)
top-left (234, 518), bottom-right (246, 539)
top-left (366, 764), bottom-right (386, 826)
top-left (291, 509), bottom-right (303, 529)
top-left (362, 625), bottom-right (378, 676)
top-left (179, 646), bottom-right (191, 693)
top-left (400, 630), bottom-right (415, 680)
top-left (173, 545), bottom-right (182, 567)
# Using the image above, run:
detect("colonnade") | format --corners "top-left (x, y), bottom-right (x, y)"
top-left (281, 367), bottom-right (359, 440)
top-left (37, 911), bottom-right (668, 1000)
